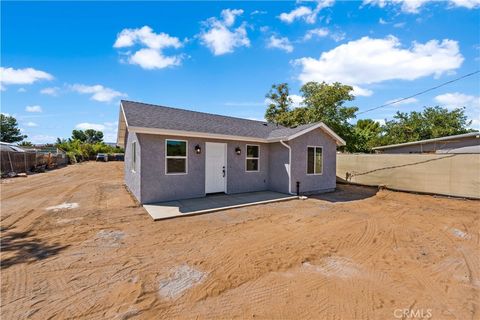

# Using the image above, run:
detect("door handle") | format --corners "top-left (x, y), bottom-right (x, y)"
top-left (222, 166), bottom-right (225, 177)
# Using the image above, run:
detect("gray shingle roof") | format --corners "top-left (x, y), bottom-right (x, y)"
top-left (121, 100), bottom-right (318, 140)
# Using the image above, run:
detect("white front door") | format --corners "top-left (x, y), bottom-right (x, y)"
top-left (205, 142), bottom-right (227, 194)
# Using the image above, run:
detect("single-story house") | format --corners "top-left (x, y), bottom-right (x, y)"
top-left (116, 100), bottom-right (345, 204)
top-left (372, 132), bottom-right (480, 154)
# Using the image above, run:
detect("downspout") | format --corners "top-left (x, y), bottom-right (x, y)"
top-left (280, 140), bottom-right (294, 195)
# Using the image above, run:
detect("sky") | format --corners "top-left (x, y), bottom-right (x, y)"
top-left (1, 0), bottom-right (479, 144)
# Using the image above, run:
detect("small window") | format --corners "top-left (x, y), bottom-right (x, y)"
top-left (131, 141), bottom-right (136, 172)
top-left (307, 146), bottom-right (322, 175)
top-left (246, 145), bottom-right (259, 172)
top-left (166, 140), bottom-right (187, 174)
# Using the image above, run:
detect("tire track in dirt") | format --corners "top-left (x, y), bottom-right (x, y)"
top-left (1, 162), bottom-right (478, 319)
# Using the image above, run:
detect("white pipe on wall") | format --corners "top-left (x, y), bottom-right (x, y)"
top-left (280, 140), bottom-right (294, 195)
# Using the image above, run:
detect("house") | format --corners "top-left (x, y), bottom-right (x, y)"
top-left (116, 100), bottom-right (345, 204)
top-left (372, 132), bottom-right (480, 154)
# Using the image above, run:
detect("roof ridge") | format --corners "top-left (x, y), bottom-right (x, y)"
top-left (121, 99), bottom-right (284, 127)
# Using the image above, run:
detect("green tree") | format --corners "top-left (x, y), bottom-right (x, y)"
top-left (71, 129), bottom-right (103, 143)
top-left (84, 129), bottom-right (103, 143)
top-left (0, 114), bottom-right (27, 143)
top-left (18, 141), bottom-right (34, 147)
top-left (299, 82), bottom-right (358, 144)
top-left (378, 106), bottom-right (473, 146)
top-left (71, 129), bottom-right (87, 142)
top-left (264, 81), bottom-right (358, 151)
top-left (265, 83), bottom-right (293, 125)
top-left (352, 119), bottom-right (383, 152)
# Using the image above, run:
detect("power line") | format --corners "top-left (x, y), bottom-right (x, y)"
top-left (357, 70), bottom-right (480, 115)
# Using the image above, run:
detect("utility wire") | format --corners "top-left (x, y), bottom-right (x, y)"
top-left (357, 70), bottom-right (480, 115)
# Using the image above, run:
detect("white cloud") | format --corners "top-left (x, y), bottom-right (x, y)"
top-left (25, 105), bottom-right (43, 113)
top-left (251, 10), bottom-right (267, 15)
top-left (279, 0), bottom-right (335, 24)
top-left (352, 86), bottom-right (374, 97)
top-left (70, 84), bottom-right (126, 103)
top-left (266, 35), bottom-right (294, 53)
top-left (303, 28), bottom-right (329, 41)
top-left (199, 9), bottom-right (250, 55)
top-left (385, 97), bottom-right (419, 105)
top-left (449, 0), bottom-right (480, 9)
top-left (129, 48), bottom-right (182, 70)
top-left (25, 121), bottom-right (38, 127)
top-left (294, 36), bottom-right (463, 95)
top-left (0, 67), bottom-right (53, 89)
top-left (17, 88), bottom-right (26, 93)
top-left (290, 94), bottom-right (304, 108)
top-left (379, 18), bottom-right (388, 24)
top-left (330, 30), bottom-right (346, 42)
top-left (75, 121), bottom-right (118, 142)
top-left (279, 6), bottom-right (314, 24)
top-left (114, 26), bottom-right (183, 69)
top-left (434, 92), bottom-right (480, 109)
top-left (363, 0), bottom-right (480, 13)
top-left (76, 122), bottom-right (105, 131)
top-left (40, 87), bottom-right (60, 96)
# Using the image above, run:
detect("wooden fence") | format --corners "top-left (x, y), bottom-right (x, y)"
top-left (1, 151), bottom-right (68, 176)
top-left (337, 153), bottom-right (480, 199)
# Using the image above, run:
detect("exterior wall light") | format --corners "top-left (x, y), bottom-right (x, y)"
top-left (235, 146), bottom-right (241, 155)
top-left (195, 144), bottom-right (202, 154)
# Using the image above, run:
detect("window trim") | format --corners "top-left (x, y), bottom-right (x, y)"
top-left (131, 141), bottom-right (136, 173)
top-left (306, 145), bottom-right (323, 175)
top-left (245, 144), bottom-right (260, 172)
top-left (165, 139), bottom-right (188, 175)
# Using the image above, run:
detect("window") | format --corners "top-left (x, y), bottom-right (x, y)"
top-left (166, 140), bottom-right (187, 174)
top-left (246, 145), bottom-right (259, 172)
top-left (307, 146), bottom-right (322, 175)
top-left (131, 141), bottom-right (136, 172)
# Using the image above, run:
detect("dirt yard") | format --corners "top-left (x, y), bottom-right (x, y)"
top-left (1, 162), bottom-right (478, 319)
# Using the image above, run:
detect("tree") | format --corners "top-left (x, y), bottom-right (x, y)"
top-left (351, 119), bottom-right (383, 153)
top-left (378, 106), bottom-right (473, 146)
top-left (71, 129), bottom-right (103, 143)
top-left (0, 114), bottom-right (27, 143)
top-left (71, 129), bottom-right (87, 142)
top-left (18, 141), bottom-right (34, 147)
top-left (265, 83), bottom-right (293, 125)
top-left (84, 129), bottom-right (103, 143)
top-left (299, 82), bottom-right (358, 145)
top-left (264, 81), bottom-right (359, 151)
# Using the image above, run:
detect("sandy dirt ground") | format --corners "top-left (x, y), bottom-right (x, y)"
top-left (1, 162), bottom-right (479, 319)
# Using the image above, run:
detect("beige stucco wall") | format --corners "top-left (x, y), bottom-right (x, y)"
top-left (337, 154), bottom-right (480, 199)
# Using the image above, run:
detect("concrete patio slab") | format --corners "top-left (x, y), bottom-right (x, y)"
top-left (143, 191), bottom-right (297, 220)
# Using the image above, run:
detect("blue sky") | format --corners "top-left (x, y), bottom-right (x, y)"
top-left (1, 0), bottom-right (479, 143)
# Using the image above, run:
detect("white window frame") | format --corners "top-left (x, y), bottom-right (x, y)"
top-left (306, 145), bottom-right (323, 175)
top-left (131, 141), bottom-right (136, 173)
top-left (245, 144), bottom-right (260, 172)
top-left (165, 139), bottom-right (188, 175)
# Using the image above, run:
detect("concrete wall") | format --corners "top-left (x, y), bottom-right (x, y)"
top-left (124, 130), bottom-right (142, 202)
top-left (337, 154), bottom-right (480, 199)
top-left (289, 128), bottom-right (337, 194)
top-left (138, 134), bottom-right (270, 203)
top-left (376, 135), bottom-right (480, 154)
top-left (268, 142), bottom-right (290, 194)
